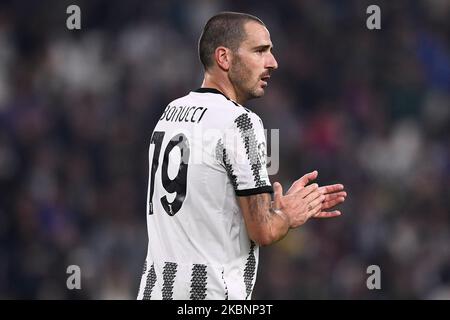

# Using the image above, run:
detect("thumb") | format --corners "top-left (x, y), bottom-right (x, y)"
top-left (300, 170), bottom-right (318, 187)
top-left (273, 182), bottom-right (283, 209)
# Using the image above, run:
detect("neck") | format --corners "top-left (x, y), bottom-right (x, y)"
top-left (201, 72), bottom-right (246, 105)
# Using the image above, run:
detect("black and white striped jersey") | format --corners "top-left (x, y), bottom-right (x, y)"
top-left (137, 88), bottom-right (272, 300)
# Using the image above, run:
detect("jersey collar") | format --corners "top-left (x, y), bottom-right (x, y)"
top-left (193, 88), bottom-right (239, 107)
top-left (193, 87), bottom-right (227, 97)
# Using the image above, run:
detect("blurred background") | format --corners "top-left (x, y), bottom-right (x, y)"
top-left (0, 0), bottom-right (449, 299)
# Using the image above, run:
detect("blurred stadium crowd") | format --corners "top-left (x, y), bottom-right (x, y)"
top-left (0, 0), bottom-right (449, 299)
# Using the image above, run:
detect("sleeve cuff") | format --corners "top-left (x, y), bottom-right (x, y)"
top-left (235, 185), bottom-right (274, 197)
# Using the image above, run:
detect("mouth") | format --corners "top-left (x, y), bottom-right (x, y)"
top-left (260, 75), bottom-right (270, 87)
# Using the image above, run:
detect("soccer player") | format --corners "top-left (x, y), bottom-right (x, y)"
top-left (137, 12), bottom-right (347, 300)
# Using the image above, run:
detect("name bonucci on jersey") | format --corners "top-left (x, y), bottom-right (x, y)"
top-left (137, 88), bottom-right (273, 300)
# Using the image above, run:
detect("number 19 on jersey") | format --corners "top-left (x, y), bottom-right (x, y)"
top-left (148, 131), bottom-right (190, 216)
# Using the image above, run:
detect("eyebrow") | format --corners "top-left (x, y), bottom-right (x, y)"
top-left (253, 44), bottom-right (273, 51)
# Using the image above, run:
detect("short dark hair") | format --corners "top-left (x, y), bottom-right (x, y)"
top-left (198, 12), bottom-right (265, 70)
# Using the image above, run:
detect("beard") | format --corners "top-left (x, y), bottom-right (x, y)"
top-left (229, 55), bottom-right (265, 102)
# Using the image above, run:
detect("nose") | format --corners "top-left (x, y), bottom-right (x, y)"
top-left (267, 52), bottom-right (278, 70)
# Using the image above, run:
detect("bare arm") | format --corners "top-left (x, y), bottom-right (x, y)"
top-left (237, 192), bottom-right (290, 246)
top-left (237, 171), bottom-right (346, 246)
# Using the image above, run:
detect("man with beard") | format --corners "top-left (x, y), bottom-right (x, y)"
top-left (138, 12), bottom-right (347, 300)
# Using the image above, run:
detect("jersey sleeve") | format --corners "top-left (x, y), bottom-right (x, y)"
top-left (216, 111), bottom-right (273, 196)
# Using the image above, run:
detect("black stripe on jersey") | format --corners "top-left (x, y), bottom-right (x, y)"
top-left (244, 241), bottom-right (257, 300)
top-left (222, 269), bottom-right (229, 300)
top-left (234, 113), bottom-right (266, 188)
top-left (235, 185), bottom-right (273, 196)
top-left (189, 264), bottom-right (208, 300)
top-left (162, 262), bottom-right (177, 300)
top-left (143, 263), bottom-right (157, 300)
top-left (215, 139), bottom-right (239, 190)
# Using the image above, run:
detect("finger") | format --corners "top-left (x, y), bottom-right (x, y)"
top-left (322, 197), bottom-right (346, 210)
top-left (306, 193), bottom-right (325, 211)
top-left (273, 182), bottom-right (283, 210)
top-left (318, 184), bottom-right (344, 195)
top-left (287, 170), bottom-right (318, 195)
top-left (323, 192), bottom-right (347, 202)
top-left (299, 183), bottom-right (319, 198)
top-left (303, 188), bottom-right (322, 204)
top-left (313, 210), bottom-right (342, 218)
top-left (307, 202), bottom-right (322, 218)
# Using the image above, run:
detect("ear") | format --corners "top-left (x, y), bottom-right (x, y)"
top-left (214, 46), bottom-right (231, 71)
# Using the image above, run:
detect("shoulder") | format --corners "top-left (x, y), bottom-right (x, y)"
top-left (216, 104), bottom-right (265, 134)
top-left (188, 90), bottom-right (261, 126)
top-left (165, 89), bottom-right (264, 129)
top-left (231, 108), bottom-right (264, 131)
top-left (167, 93), bottom-right (191, 107)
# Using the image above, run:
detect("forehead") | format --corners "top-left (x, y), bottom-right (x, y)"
top-left (241, 21), bottom-right (272, 47)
